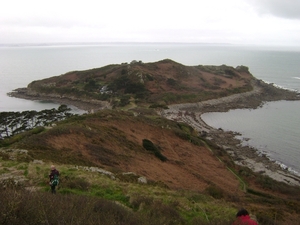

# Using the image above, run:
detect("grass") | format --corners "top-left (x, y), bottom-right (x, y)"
top-left (1, 145), bottom-right (300, 224)
top-left (0, 155), bottom-right (239, 224)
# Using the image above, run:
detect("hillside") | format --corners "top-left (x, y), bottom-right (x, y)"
top-left (3, 59), bottom-right (300, 224)
top-left (13, 110), bottom-right (241, 192)
top-left (1, 109), bottom-right (300, 224)
top-left (10, 59), bottom-right (254, 110)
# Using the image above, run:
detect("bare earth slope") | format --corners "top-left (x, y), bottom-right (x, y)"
top-left (12, 110), bottom-right (240, 195)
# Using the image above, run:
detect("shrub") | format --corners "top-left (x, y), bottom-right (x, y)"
top-left (142, 139), bottom-right (158, 152)
top-left (130, 194), bottom-right (154, 210)
top-left (149, 104), bottom-right (169, 109)
top-left (167, 78), bottom-right (177, 86)
top-left (205, 185), bottom-right (224, 199)
top-left (145, 200), bottom-right (184, 225)
top-left (62, 177), bottom-right (90, 191)
top-left (84, 79), bottom-right (98, 92)
top-left (93, 199), bottom-right (140, 225)
top-left (0, 151), bottom-right (10, 160)
top-left (142, 139), bottom-right (167, 162)
top-left (224, 69), bottom-right (237, 77)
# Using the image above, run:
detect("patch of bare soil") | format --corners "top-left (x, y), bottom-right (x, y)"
top-left (109, 120), bottom-right (240, 193)
top-left (48, 118), bottom-right (240, 195)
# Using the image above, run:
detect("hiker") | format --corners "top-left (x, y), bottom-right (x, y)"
top-left (232, 208), bottom-right (258, 225)
top-left (49, 165), bottom-right (59, 194)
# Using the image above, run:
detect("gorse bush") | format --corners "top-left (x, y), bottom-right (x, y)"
top-left (142, 139), bottom-right (167, 162)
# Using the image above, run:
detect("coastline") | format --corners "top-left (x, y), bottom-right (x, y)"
top-left (161, 80), bottom-right (300, 186)
top-left (8, 79), bottom-right (300, 186)
top-left (8, 88), bottom-right (111, 112)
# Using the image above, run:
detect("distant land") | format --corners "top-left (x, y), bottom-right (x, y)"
top-left (10, 58), bottom-right (299, 110)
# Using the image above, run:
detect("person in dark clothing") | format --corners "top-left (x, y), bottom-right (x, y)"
top-left (49, 165), bottom-right (59, 194)
top-left (232, 208), bottom-right (258, 225)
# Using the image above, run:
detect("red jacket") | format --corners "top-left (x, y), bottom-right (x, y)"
top-left (232, 215), bottom-right (258, 225)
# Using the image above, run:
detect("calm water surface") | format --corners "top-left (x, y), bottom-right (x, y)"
top-left (201, 100), bottom-right (300, 174)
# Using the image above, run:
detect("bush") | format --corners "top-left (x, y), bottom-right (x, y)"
top-left (145, 200), bottom-right (184, 225)
top-left (149, 104), bottom-right (169, 109)
top-left (130, 194), bottom-right (154, 210)
top-left (142, 139), bottom-right (167, 162)
top-left (205, 185), bottom-right (224, 199)
top-left (62, 177), bottom-right (90, 191)
top-left (167, 78), bottom-right (177, 86)
top-left (142, 139), bottom-right (158, 152)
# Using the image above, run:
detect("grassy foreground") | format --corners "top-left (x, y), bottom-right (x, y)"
top-left (0, 159), bottom-right (236, 225)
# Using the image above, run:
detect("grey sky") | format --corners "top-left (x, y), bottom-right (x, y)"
top-left (246, 0), bottom-right (300, 19)
top-left (1, 0), bottom-right (300, 46)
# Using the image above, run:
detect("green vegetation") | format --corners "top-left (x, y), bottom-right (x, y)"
top-left (21, 60), bottom-right (255, 108)
top-left (160, 93), bottom-right (200, 104)
top-left (108, 75), bottom-right (150, 100)
top-left (0, 105), bottom-right (73, 139)
top-left (2, 147), bottom-right (299, 224)
top-left (0, 159), bottom-right (236, 225)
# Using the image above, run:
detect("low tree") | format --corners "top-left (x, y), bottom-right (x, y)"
top-left (0, 105), bottom-right (73, 138)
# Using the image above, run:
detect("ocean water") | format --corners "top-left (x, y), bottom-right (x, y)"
top-left (201, 101), bottom-right (300, 174)
top-left (0, 43), bottom-right (300, 173)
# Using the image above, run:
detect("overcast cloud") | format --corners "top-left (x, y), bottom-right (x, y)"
top-left (0, 0), bottom-right (300, 46)
top-left (246, 0), bottom-right (300, 19)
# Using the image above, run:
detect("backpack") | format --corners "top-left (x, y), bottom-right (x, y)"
top-left (51, 174), bottom-right (59, 186)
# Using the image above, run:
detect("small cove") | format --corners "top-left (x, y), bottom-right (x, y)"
top-left (201, 100), bottom-right (300, 175)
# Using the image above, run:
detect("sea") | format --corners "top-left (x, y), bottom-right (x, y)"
top-left (0, 43), bottom-right (300, 174)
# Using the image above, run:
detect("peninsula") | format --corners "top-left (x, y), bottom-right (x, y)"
top-left (5, 59), bottom-right (300, 224)
top-left (9, 59), bottom-right (300, 186)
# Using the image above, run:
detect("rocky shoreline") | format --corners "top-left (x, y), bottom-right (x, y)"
top-left (8, 79), bottom-right (300, 185)
top-left (8, 88), bottom-right (111, 112)
top-left (161, 80), bottom-right (300, 186)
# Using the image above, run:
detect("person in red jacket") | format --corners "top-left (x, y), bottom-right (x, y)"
top-left (49, 165), bottom-right (59, 194)
top-left (232, 208), bottom-right (258, 225)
